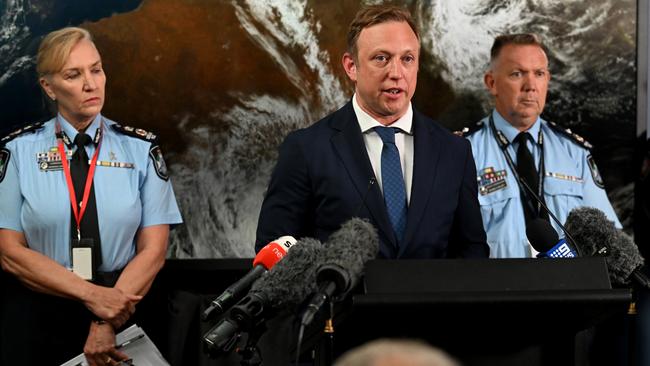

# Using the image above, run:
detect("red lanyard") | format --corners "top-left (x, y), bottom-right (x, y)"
top-left (56, 121), bottom-right (103, 240)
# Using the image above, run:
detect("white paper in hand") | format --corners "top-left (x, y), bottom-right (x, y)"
top-left (60, 324), bottom-right (169, 366)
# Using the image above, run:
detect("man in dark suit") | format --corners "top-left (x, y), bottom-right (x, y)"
top-left (255, 5), bottom-right (488, 259)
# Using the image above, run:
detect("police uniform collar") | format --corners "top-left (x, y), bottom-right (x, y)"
top-left (352, 93), bottom-right (413, 135)
top-left (58, 113), bottom-right (102, 148)
top-left (492, 109), bottom-right (541, 145)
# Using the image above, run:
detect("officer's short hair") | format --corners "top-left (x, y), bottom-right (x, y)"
top-left (37, 27), bottom-right (94, 77)
top-left (334, 338), bottom-right (459, 366)
top-left (346, 5), bottom-right (419, 59)
top-left (490, 33), bottom-right (546, 68)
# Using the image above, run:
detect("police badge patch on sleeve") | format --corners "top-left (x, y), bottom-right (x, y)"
top-left (587, 155), bottom-right (605, 189)
top-left (0, 148), bottom-right (10, 183)
top-left (149, 145), bottom-right (169, 181)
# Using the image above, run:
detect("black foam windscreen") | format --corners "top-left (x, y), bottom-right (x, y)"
top-left (249, 237), bottom-right (322, 309)
top-left (317, 217), bottom-right (379, 296)
top-left (526, 218), bottom-right (560, 253)
top-left (607, 231), bottom-right (646, 285)
top-left (565, 207), bottom-right (644, 285)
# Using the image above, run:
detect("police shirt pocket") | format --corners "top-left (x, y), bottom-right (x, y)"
top-left (478, 182), bottom-right (518, 225)
top-left (478, 187), bottom-right (529, 258)
top-left (544, 174), bottom-right (584, 215)
top-left (544, 175), bottom-right (583, 197)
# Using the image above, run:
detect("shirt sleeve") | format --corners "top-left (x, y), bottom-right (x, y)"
top-left (581, 151), bottom-right (622, 228)
top-left (0, 145), bottom-right (24, 232)
top-left (139, 144), bottom-right (183, 228)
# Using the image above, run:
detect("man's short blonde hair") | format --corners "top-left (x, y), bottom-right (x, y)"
top-left (346, 5), bottom-right (419, 59)
top-left (36, 27), bottom-right (93, 77)
top-left (334, 339), bottom-right (459, 366)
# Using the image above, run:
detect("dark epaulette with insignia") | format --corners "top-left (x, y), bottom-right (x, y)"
top-left (111, 124), bottom-right (159, 143)
top-left (112, 124), bottom-right (170, 181)
top-left (0, 122), bottom-right (45, 147)
top-left (453, 120), bottom-right (485, 137)
top-left (546, 121), bottom-right (593, 149)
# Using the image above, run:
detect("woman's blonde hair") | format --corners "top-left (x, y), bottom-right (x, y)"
top-left (36, 27), bottom-right (93, 77)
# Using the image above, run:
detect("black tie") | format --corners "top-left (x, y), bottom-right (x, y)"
top-left (515, 132), bottom-right (541, 222)
top-left (70, 133), bottom-right (102, 267)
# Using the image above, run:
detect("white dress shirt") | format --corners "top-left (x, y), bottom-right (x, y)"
top-left (352, 93), bottom-right (414, 204)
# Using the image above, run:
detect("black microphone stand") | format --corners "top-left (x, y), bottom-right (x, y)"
top-left (238, 322), bottom-right (267, 366)
top-left (314, 300), bottom-right (334, 366)
top-left (627, 297), bottom-right (638, 366)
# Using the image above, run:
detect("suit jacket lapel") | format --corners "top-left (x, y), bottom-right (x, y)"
top-left (330, 103), bottom-right (398, 252)
top-left (399, 110), bottom-right (441, 257)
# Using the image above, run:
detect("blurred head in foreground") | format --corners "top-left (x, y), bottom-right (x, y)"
top-left (334, 338), bottom-right (459, 366)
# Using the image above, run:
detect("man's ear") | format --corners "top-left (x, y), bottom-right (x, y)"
top-left (484, 71), bottom-right (497, 96)
top-left (39, 77), bottom-right (56, 101)
top-left (342, 52), bottom-right (358, 83)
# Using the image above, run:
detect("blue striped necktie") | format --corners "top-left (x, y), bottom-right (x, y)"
top-left (374, 126), bottom-right (407, 243)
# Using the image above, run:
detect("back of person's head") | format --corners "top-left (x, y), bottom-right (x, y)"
top-left (334, 338), bottom-right (459, 366)
top-left (346, 5), bottom-right (419, 58)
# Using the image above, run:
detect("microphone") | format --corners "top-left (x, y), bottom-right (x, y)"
top-left (526, 218), bottom-right (577, 258)
top-left (514, 171), bottom-right (582, 256)
top-left (565, 207), bottom-right (650, 289)
top-left (353, 178), bottom-right (377, 216)
top-left (203, 237), bottom-right (323, 354)
top-left (202, 236), bottom-right (297, 321)
top-left (301, 217), bottom-right (379, 327)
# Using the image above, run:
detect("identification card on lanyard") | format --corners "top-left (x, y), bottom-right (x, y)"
top-left (56, 120), bottom-right (103, 280)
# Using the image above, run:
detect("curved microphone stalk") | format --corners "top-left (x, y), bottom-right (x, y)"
top-left (517, 177), bottom-right (583, 256)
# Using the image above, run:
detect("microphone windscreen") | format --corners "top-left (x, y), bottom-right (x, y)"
top-left (608, 231), bottom-right (645, 286)
top-left (526, 218), bottom-right (560, 253)
top-left (319, 218), bottom-right (379, 294)
top-left (249, 237), bottom-right (322, 309)
top-left (565, 207), bottom-right (617, 256)
top-left (565, 207), bottom-right (644, 285)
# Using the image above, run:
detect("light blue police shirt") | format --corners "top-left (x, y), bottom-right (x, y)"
top-left (0, 114), bottom-right (183, 271)
top-left (465, 109), bottom-right (621, 258)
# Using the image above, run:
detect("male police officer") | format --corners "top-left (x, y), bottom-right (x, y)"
top-left (463, 33), bottom-right (620, 258)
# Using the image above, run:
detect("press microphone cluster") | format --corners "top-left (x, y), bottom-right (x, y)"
top-left (202, 235), bottom-right (297, 321)
top-left (203, 217), bottom-right (380, 358)
top-left (526, 205), bottom-right (650, 291)
top-left (203, 237), bottom-right (323, 354)
top-left (565, 207), bottom-right (650, 289)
